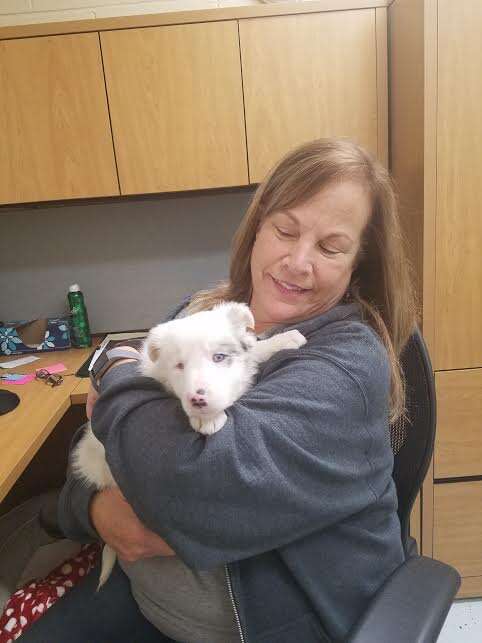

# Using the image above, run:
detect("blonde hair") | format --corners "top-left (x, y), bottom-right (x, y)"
top-left (184, 138), bottom-right (417, 422)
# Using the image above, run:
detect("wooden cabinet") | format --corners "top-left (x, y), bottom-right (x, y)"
top-left (239, 10), bottom-right (380, 183)
top-left (0, 33), bottom-right (119, 205)
top-left (101, 21), bottom-right (248, 194)
top-left (0, 2), bottom-right (389, 206)
top-left (389, 0), bottom-right (482, 595)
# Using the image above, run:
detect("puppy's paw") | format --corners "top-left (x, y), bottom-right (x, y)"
top-left (278, 329), bottom-right (307, 350)
top-left (189, 416), bottom-right (202, 431)
top-left (198, 412), bottom-right (228, 436)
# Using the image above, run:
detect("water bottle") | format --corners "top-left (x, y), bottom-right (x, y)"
top-left (68, 284), bottom-right (92, 348)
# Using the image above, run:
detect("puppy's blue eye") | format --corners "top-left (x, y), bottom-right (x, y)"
top-left (176, 362), bottom-right (184, 370)
top-left (213, 353), bottom-right (226, 363)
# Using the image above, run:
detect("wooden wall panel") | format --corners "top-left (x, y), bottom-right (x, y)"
top-left (434, 482), bottom-right (482, 579)
top-left (435, 0), bottom-right (482, 369)
top-left (434, 369), bottom-right (482, 479)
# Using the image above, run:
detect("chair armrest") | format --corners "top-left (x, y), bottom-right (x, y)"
top-left (347, 556), bottom-right (461, 643)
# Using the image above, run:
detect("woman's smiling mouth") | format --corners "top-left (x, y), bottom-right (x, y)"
top-left (270, 275), bottom-right (311, 296)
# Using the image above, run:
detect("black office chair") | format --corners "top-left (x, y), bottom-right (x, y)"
top-left (347, 327), bottom-right (461, 643)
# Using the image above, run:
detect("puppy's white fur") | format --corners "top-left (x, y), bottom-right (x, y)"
top-left (72, 302), bottom-right (306, 588)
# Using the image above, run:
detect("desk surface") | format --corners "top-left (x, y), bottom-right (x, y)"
top-left (0, 340), bottom-right (101, 503)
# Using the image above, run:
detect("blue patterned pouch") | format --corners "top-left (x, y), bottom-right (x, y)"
top-left (0, 317), bottom-right (71, 356)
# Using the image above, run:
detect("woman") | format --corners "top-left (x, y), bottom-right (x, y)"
top-left (21, 138), bottom-right (416, 642)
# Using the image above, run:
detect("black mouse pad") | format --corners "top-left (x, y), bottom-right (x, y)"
top-left (0, 390), bottom-right (20, 415)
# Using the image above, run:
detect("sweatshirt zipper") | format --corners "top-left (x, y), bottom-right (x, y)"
top-left (225, 563), bottom-right (247, 643)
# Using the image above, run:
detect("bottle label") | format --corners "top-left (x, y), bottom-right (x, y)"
top-left (68, 292), bottom-right (92, 348)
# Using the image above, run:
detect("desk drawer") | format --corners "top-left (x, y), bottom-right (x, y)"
top-left (434, 481), bottom-right (482, 579)
top-left (434, 368), bottom-right (482, 479)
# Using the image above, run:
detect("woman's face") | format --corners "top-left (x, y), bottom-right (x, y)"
top-left (249, 180), bottom-right (372, 334)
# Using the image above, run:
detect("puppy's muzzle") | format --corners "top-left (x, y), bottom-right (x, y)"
top-left (190, 390), bottom-right (207, 408)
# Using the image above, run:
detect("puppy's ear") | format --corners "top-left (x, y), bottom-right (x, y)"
top-left (145, 325), bottom-right (167, 364)
top-left (147, 339), bottom-right (161, 363)
top-left (223, 302), bottom-right (255, 332)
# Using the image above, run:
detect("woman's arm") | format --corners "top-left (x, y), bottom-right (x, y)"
top-left (57, 426), bottom-right (101, 543)
top-left (58, 424), bottom-right (176, 561)
top-left (92, 330), bottom-right (393, 570)
top-left (57, 296), bottom-right (192, 548)
top-left (89, 486), bottom-right (175, 560)
top-left (58, 412), bottom-right (176, 558)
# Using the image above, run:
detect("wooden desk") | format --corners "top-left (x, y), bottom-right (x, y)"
top-left (70, 376), bottom-right (92, 406)
top-left (0, 340), bottom-right (101, 503)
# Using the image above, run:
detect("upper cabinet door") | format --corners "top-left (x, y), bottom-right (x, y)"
top-left (435, 0), bottom-right (482, 370)
top-left (101, 22), bottom-right (248, 195)
top-left (239, 10), bottom-right (378, 183)
top-left (0, 33), bottom-right (119, 205)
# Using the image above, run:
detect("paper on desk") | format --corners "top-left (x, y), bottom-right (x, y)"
top-left (0, 355), bottom-right (40, 369)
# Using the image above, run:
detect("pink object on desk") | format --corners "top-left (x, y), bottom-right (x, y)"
top-left (39, 363), bottom-right (66, 375)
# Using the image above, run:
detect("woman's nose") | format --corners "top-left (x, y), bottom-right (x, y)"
top-left (282, 242), bottom-right (313, 274)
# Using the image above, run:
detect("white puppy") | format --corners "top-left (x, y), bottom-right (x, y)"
top-left (72, 302), bottom-right (306, 588)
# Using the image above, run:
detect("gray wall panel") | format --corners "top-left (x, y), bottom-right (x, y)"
top-left (1, 190), bottom-right (254, 332)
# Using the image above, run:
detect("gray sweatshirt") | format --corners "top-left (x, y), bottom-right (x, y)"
top-left (58, 300), bottom-right (405, 642)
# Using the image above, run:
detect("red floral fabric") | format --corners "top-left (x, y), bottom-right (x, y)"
top-left (0, 543), bottom-right (101, 642)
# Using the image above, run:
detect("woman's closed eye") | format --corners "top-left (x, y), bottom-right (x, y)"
top-left (274, 225), bottom-right (342, 255)
top-left (319, 245), bottom-right (340, 256)
top-left (275, 226), bottom-right (340, 255)
top-left (274, 226), bottom-right (294, 238)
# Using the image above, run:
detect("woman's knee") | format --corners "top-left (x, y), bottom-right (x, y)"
top-left (18, 562), bottom-right (161, 642)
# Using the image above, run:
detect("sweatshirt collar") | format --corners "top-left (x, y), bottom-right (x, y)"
top-left (257, 302), bottom-right (362, 340)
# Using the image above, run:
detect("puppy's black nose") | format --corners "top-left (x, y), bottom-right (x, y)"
top-left (191, 393), bottom-right (207, 408)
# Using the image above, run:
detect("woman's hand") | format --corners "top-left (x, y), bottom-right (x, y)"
top-left (90, 487), bottom-right (176, 562)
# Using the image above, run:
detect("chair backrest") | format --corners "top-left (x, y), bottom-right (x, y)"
top-left (389, 326), bottom-right (436, 551)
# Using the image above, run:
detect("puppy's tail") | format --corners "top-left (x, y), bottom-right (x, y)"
top-left (97, 544), bottom-right (117, 590)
